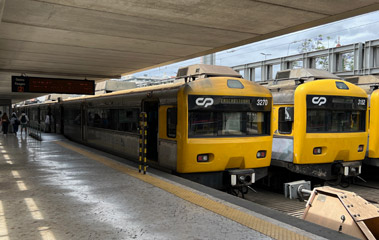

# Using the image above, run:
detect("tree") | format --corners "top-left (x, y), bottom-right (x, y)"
top-left (295, 35), bottom-right (329, 70)
top-left (296, 35), bottom-right (354, 72)
top-left (297, 34), bottom-right (327, 53)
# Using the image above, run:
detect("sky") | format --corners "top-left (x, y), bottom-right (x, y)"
top-left (131, 10), bottom-right (379, 79)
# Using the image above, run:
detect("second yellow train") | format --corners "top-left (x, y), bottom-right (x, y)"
top-left (261, 68), bottom-right (368, 182)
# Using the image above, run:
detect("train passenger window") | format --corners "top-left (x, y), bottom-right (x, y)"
top-left (278, 107), bottom-right (293, 134)
top-left (119, 109), bottom-right (139, 132)
top-left (64, 106), bottom-right (81, 126)
top-left (167, 108), bottom-right (177, 138)
top-left (87, 108), bottom-right (139, 133)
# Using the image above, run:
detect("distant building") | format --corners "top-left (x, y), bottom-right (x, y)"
top-left (120, 74), bottom-right (176, 88)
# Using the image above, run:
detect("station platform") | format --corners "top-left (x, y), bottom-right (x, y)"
top-left (0, 133), bottom-right (357, 240)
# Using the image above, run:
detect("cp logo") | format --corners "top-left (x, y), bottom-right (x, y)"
top-left (312, 97), bottom-right (327, 106)
top-left (195, 97), bottom-right (214, 108)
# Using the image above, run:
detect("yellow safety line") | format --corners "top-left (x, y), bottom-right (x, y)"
top-left (55, 141), bottom-right (310, 240)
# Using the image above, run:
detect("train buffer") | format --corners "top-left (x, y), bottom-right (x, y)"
top-left (286, 181), bottom-right (379, 240)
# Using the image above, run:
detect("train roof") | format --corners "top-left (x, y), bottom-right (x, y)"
top-left (63, 75), bottom-right (272, 104)
top-left (259, 68), bottom-right (361, 104)
top-left (260, 68), bottom-right (341, 92)
top-left (176, 64), bottom-right (242, 80)
top-left (95, 80), bottom-right (137, 94)
top-left (275, 68), bottom-right (340, 81)
top-left (63, 64), bottom-right (248, 103)
top-left (63, 79), bottom-right (186, 102)
top-left (345, 75), bottom-right (379, 94)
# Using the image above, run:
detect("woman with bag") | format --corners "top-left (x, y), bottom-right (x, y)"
top-left (1, 112), bottom-right (10, 135)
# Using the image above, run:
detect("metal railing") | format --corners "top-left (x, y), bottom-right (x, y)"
top-left (28, 122), bottom-right (42, 141)
top-left (231, 39), bottom-right (379, 81)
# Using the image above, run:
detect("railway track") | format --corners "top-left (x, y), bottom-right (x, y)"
top-left (245, 180), bottom-right (379, 219)
top-left (245, 188), bottom-right (306, 218)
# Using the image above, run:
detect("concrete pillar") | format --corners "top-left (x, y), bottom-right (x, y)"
top-left (202, 54), bottom-right (216, 65)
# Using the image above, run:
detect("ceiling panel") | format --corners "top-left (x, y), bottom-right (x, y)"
top-left (0, 0), bottom-right (379, 103)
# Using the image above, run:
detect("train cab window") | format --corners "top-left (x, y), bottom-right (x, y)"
top-left (307, 96), bottom-right (366, 133)
top-left (246, 112), bottom-right (270, 135)
top-left (189, 112), bottom-right (217, 136)
top-left (278, 107), bottom-right (293, 134)
top-left (307, 110), bottom-right (365, 133)
top-left (167, 108), bottom-right (177, 138)
top-left (222, 112), bottom-right (242, 135)
top-left (189, 111), bottom-right (270, 137)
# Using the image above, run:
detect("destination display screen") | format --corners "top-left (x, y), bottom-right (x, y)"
top-left (306, 95), bottom-right (367, 110)
top-left (12, 76), bottom-right (95, 95)
top-left (188, 95), bottom-right (271, 111)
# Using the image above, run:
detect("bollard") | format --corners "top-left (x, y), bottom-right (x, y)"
top-left (138, 112), bottom-right (148, 174)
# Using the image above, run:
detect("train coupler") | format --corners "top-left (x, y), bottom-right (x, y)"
top-left (228, 169), bottom-right (255, 187)
top-left (339, 161), bottom-right (362, 177)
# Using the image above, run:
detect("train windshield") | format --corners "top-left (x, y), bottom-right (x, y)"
top-left (189, 111), bottom-right (270, 137)
top-left (306, 95), bottom-right (367, 133)
top-left (187, 95), bottom-right (271, 137)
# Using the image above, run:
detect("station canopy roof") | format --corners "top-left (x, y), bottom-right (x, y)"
top-left (1, 0), bottom-right (379, 103)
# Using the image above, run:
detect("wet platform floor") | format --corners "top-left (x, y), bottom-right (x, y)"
top-left (0, 133), bottom-right (355, 240)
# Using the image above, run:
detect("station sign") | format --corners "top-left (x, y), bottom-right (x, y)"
top-left (12, 76), bottom-right (95, 95)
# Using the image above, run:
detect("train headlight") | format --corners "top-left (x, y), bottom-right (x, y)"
top-left (256, 150), bottom-right (266, 158)
top-left (313, 147), bottom-right (322, 155)
top-left (358, 145), bottom-right (364, 152)
top-left (197, 154), bottom-right (209, 162)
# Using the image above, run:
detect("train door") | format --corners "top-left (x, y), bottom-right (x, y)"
top-left (81, 103), bottom-right (87, 142)
top-left (37, 107), bottom-right (41, 124)
top-left (143, 100), bottom-right (159, 162)
top-left (51, 105), bottom-right (57, 133)
top-left (59, 104), bottom-right (64, 134)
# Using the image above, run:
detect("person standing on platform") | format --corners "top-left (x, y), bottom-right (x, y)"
top-left (10, 112), bottom-right (20, 135)
top-left (1, 112), bottom-right (10, 135)
top-left (0, 111), bottom-right (2, 133)
top-left (44, 113), bottom-right (51, 133)
top-left (19, 111), bottom-right (29, 135)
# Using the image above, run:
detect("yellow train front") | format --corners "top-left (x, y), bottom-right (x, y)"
top-left (367, 90), bottom-right (379, 166)
top-left (345, 75), bottom-right (379, 167)
top-left (268, 69), bottom-right (368, 181)
top-left (34, 64), bottom-right (273, 191)
top-left (174, 65), bottom-right (273, 189)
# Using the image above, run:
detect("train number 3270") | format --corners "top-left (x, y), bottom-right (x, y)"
top-left (358, 99), bottom-right (366, 106)
top-left (257, 99), bottom-right (268, 106)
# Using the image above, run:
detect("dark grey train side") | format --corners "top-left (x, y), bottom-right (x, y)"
top-left (62, 87), bottom-right (179, 170)
top-left (17, 102), bottom-right (62, 134)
